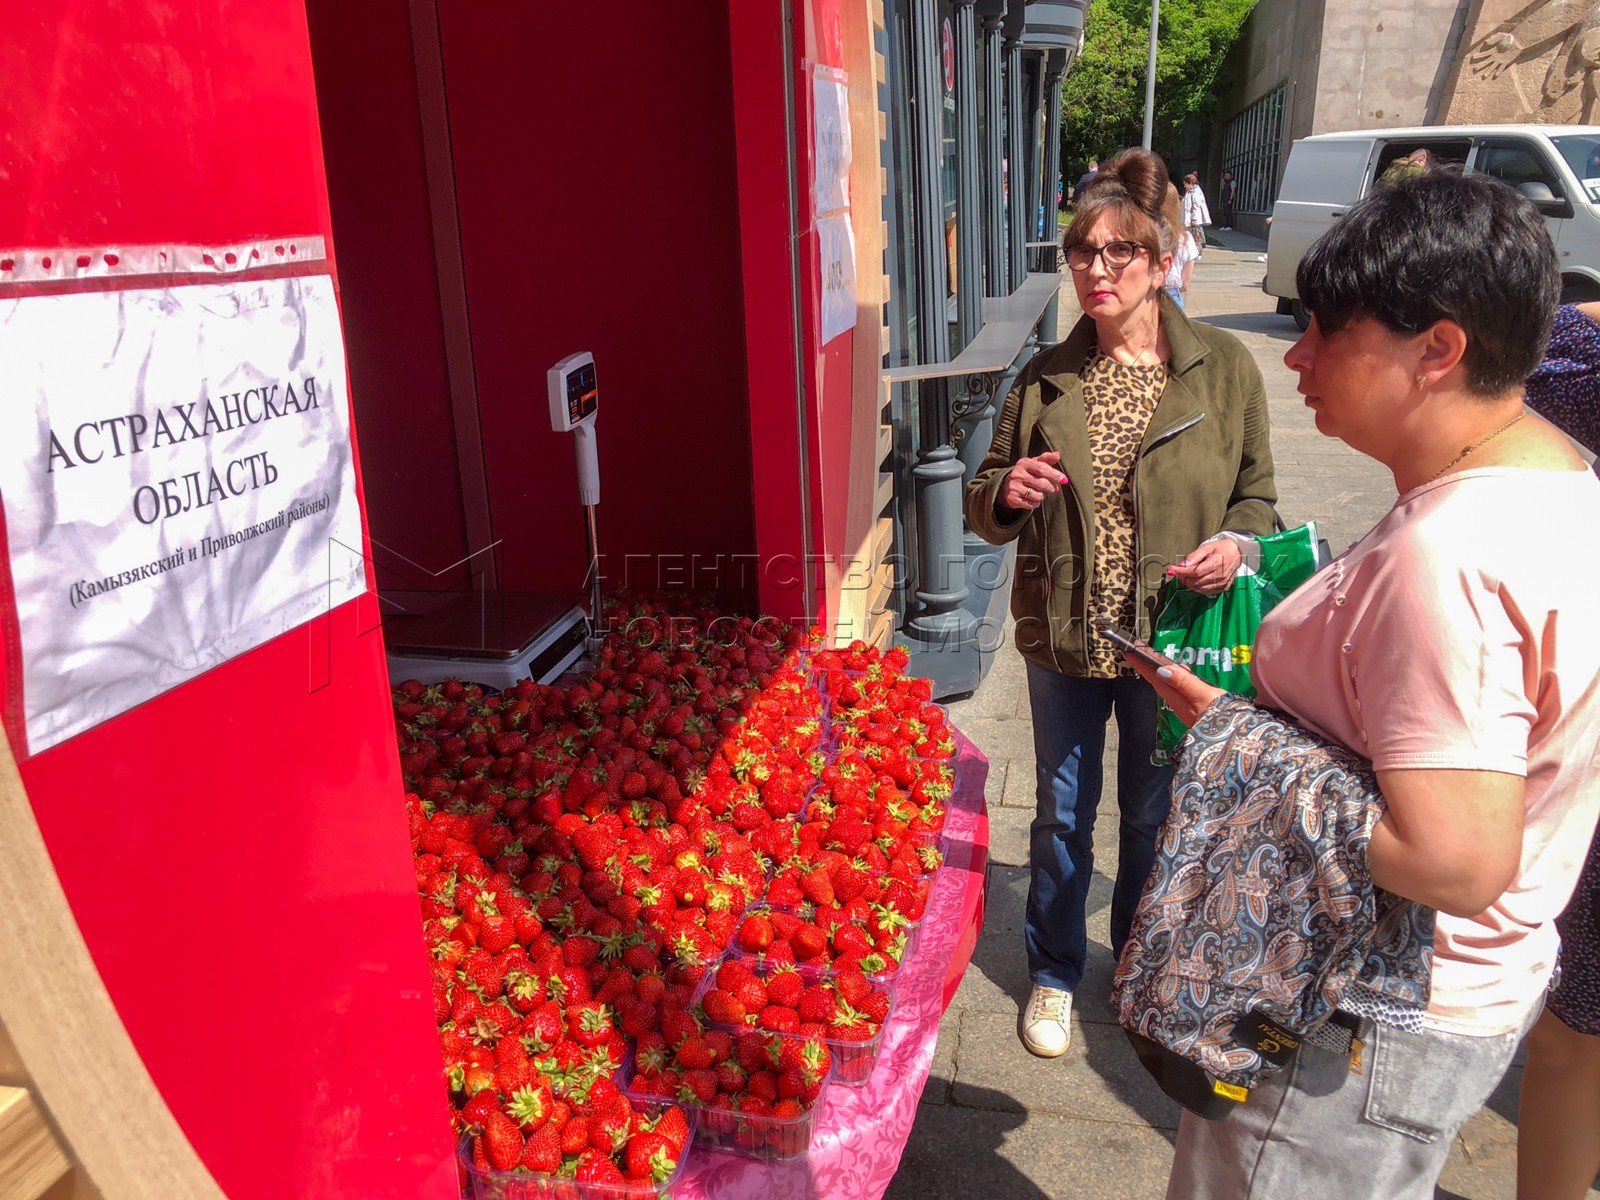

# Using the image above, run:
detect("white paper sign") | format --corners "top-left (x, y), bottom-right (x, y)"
top-left (0, 275), bottom-right (367, 752)
top-left (813, 70), bottom-right (852, 215)
top-left (818, 213), bottom-right (858, 344)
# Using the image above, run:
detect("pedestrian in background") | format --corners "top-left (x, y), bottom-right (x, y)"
top-left (1514, 297), bottom-right (1600, 1200)
top-left (1218, 169), bottom-right (1237, 230)
top-left (1181, 173), bottom-right (1211, 257)
top-left (1162, 182), bottom-right (1197, 308)
top-left (1138, 169), bottom-right (1600, 1200)
top-left (1073, 158), bottom-right (1099, 202)
top-left (963, 147), bottom-right (1277, 1061)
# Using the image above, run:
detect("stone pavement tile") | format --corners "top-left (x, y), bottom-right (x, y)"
top-left (922, 1017), bottom-right (958, 1106)
top-left (954, 713), bottom-right (1039, 764)
top-left (988, 801), bottom-right (1031, 868)
top-left (955, 648), bottom-right (1028, 720)
top-left (950, 1009), bottom-right (1182, 1134)
top-left (884, 1102), bottom-right (1176, 1200)
top-left (1000, 757), bottom-right (1033, 808)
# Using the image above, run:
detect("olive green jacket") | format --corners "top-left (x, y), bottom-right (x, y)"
top-left (964, 292), bottom-right (1278, 676)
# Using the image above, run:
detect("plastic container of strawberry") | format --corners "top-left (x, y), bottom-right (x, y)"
top-left (454, 1093), bottom-right (698, 1200)
top-left (623, 997), bottom-right (826, 1162)
top-left (697, 953), bottom-right (895, 1088)
top-left (731, 901), bottom-right (917, 985)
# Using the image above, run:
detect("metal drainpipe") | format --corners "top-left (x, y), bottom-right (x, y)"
top-left (781, 0), bottom-right (817, 630)
top-left (953, 0), bottom-right (983, 351)
top-left (1039, 57), bottom-right (1067, 342)
top-left (905, 0), bottom-right (970, 649)
top-left (982, 12), bottom-right (1007, 299)
top-left (1025, 52), bottom-right (1046, 274)
top-left (1006, 34), bottom-right (1027, 292)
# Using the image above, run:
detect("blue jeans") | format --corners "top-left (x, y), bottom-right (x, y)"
top-left (1024, 661), bottom-right (1175, 992)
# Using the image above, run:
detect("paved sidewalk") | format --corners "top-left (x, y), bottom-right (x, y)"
top-left (885, 245), bottom-right (1600, 1200)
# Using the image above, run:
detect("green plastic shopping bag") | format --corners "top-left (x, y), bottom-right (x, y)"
top-left (1150, 523), bottom-right (1322, 762)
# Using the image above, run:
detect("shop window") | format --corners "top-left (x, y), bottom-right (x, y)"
top-left (1221, 84), bottom-right (1286, 215)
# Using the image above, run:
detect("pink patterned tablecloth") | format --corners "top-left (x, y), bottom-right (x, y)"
top-left (671, 728), bottom-right (989, 1200)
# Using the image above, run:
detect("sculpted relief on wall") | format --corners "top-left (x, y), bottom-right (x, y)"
top-left (1442, 0), bottom-right (1600, 123)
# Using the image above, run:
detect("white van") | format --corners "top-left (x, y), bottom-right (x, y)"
top-left (1263, 125), bottom-right (1600, 329)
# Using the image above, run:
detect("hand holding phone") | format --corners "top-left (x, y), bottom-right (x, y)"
top-left (1097, 624), bottom-right (1176, 674)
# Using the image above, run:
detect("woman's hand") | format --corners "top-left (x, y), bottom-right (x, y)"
top-left (1166, 538), bottom-right (1242, 596)
top-left (1124, 653), bottom-right (1226, 727)
top-left (1001, 451), bottom-right (1070, 512)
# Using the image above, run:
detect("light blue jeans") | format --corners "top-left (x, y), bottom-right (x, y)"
top-left (1024, 662), bottom-right (1175, 993)
top-left (1167, 1003), bottom-right (1540, 1199)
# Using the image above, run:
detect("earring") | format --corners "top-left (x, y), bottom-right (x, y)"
top-left (1415, 373), bottom-right (1428, 390)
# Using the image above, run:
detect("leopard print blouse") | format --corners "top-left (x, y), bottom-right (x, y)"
top-left (1082, 346), bottom-right (1167, 678)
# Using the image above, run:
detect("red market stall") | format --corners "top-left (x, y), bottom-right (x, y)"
top-left (0, 2), bottom-right (991, 1199)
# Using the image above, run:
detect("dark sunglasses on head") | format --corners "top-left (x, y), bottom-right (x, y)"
top-left (1064, 240), bottom-right (1147, 271)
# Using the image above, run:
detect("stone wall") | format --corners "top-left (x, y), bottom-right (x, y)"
top-left (1439, 0), bottom-right (1600, 123)
top-left (1310, 0), bottom-right (1471, 131)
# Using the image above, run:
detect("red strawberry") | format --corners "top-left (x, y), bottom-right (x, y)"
top-left (765, 966), bottom-right (805, 1009)
top-left (483, 1110), bottom-right (524, 1171)
top-left (675, 1034), bottom-right (714, 1070)
top-left (758, 1005), bottom-right (801, 1034)
top-left (799, 867), bottom-right (835, 905)
top-left (651, 1105), bottom-right (692, 1153)
top-left (560, 1116), bottom-right (592, 1156)
top-left (791, 924), bottom-right (828, 961)
top-left (797, 985), bottom-right (837, 1025)
top-left (624, 1131), bottom-right (679, 1183)
top-left (737, 914), bottom-right (774, 953)
top-left (679, 1067), bottom-right (718, 1103)
top-left (700, 988), bottom-right (750, 1028)
top-left (520, 1124), bottom-right (561, 1173)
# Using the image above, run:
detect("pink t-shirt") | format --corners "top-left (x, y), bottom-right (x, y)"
top-left (1253, 467), bottom-right (1600, 1036)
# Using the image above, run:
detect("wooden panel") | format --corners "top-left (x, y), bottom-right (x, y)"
top-left (0, 719), bottom-right (227, 1200)
top-left (877, 422), bottom-right (893, 465)
top-left (0, 1088), bottom-right (70, 1200)
top-left (875, 469), bottom-right (893, 516)
top-left (868, 607), bottom-right (894, 647)
top-left (873, 515), bottom-right (894, 562)
top-left (868, 560), bottom-right (895, 615)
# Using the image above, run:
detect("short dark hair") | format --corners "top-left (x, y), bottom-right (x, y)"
top-left (1296, 169), bottom-right (1559, 395)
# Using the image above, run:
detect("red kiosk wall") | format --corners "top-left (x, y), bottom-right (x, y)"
top-left (433, 7), bottom-right (760, 602)
top-left (302, 0), bottom-right (471, 590)
top-left (1, 5), bottom-right (456, 1198)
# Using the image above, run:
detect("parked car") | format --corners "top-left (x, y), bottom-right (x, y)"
top-left (1264, 124), bottom-right (1600, 330)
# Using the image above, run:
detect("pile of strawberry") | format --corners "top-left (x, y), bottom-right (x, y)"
top-left (399, 600), bottom-right (956, 1187)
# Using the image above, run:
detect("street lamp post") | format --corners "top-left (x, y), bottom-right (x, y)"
top-left (1141, 0), bottom-right (1159, 150)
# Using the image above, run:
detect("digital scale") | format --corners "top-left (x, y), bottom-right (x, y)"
top-left (383, 352), bottom-right (605, 689)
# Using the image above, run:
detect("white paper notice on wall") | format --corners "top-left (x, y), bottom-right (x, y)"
top-left (818, 213), bottom-right (858, 344)
top-left (813, 67), bottom-right (852, 215)
top-left (0, 274), bottom-right (367, 753)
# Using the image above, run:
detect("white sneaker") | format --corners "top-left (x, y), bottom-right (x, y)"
top-left (1020, 985), bottom-right (1073, 1057)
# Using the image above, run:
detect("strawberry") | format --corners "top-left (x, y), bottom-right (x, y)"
top-left (624, 1131), bottom-right (679, 1183)
top-left (797, 985), bottom-right (836, 1025)
top-left (651, 1105), bottom-right (692, 1153)
top-left (737, 914), bottom-right (774, 953)
top-left (799, 867), bottom-right (835, 906)
top-left (560, 1116), bottom-right (591, 1156)
top-left (758, 1005), bottom-right (801, 1034)
top-left (568, 1001), bottom-right (615, 1048)
top-left (483, 1110), bottom-right (524, 1171)
top-left (520, 1124), bottom-right (561, 1173)
top-left (679, 1067), bottom-right (718, 1103)
top-left (765, 966), bottom-right (805, 1009)
top-left (791, 924), bottom-right (828, 961)
top-left (700, 988), bottom-right (750, 1028)
top-left (675, 1034), bottom-right (714, 1070)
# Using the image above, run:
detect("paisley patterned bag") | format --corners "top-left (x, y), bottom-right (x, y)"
top-left (1112, 695), bottom-right (1435, 1092)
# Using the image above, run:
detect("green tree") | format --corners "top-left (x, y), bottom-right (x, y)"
top-left (1062, 0), bottom-right (1256, 178)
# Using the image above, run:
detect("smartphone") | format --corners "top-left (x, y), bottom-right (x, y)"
top-left (1098, 624), bottom-right (1176, 672)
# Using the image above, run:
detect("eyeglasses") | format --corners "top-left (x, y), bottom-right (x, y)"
top-left (1064, 240), bottom-right (1146, 272)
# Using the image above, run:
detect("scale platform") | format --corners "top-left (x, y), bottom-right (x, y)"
top-left (381, 590), bottom-right (590, 690)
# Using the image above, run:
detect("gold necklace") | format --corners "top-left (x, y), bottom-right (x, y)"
top-left (1099, 316), bottom-right (1162, 367)
top-left (1427, 409), bottom-right (1525, 482)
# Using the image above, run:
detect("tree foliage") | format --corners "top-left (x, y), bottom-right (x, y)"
top-left (1061, 0), bottom-right (1256, 174)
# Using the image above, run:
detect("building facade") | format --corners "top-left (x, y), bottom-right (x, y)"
top-left (1205, 0), bottom-right (1600, 238)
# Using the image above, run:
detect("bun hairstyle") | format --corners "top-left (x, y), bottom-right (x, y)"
top-left (1061, 148), bottom-right (1176, 261)
top-left (1183, 172), bottom-right (1199, 188)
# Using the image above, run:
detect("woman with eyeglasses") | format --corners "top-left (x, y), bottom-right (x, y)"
top-left (964, 147), bottom-right (1278, 1060)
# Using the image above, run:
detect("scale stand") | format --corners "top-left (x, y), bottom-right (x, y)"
top-left (549, 351), bottom-right (606, 659)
